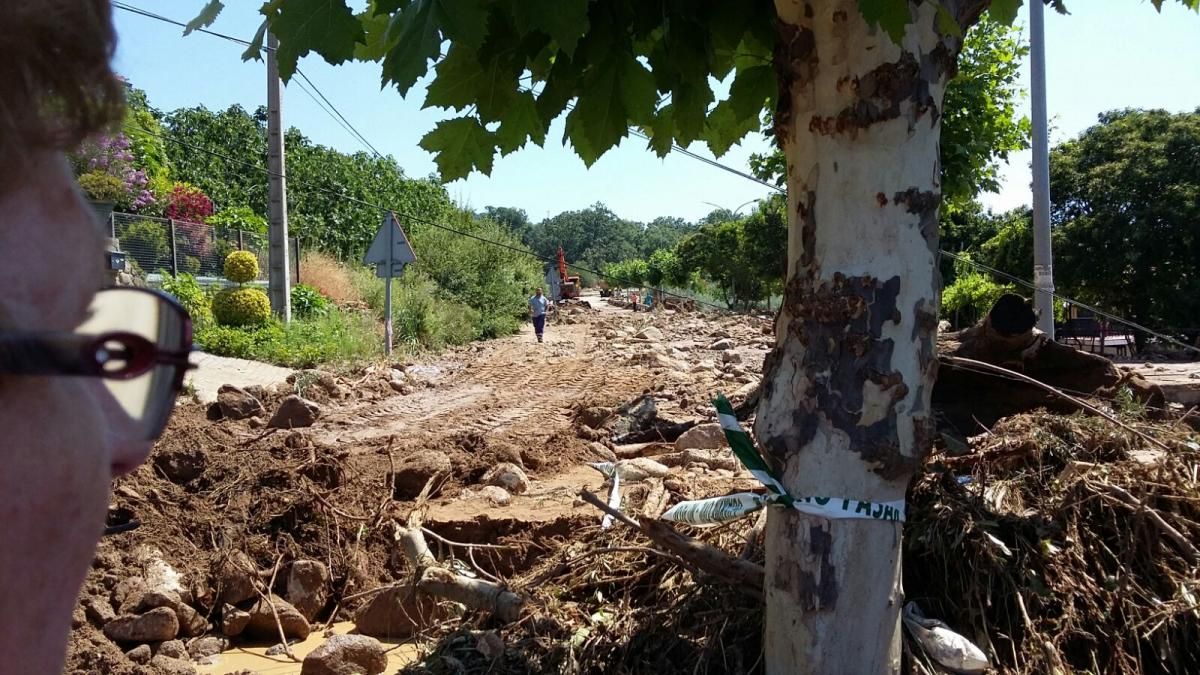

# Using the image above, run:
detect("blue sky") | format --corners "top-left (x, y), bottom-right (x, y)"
top-left (112, 1), bottom-right (1200, 223)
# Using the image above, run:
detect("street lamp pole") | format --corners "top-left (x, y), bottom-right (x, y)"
top-left (1030, 0), bottom-right (1055, 338)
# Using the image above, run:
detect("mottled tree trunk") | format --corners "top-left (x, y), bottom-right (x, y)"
top-left (757, 1), bottom-right (977, 672)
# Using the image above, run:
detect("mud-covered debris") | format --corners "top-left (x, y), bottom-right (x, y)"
top-left (612, 396), bottom-right (658, 437)
top-left (708, 338), bottom-right (735, 351)
top-left (475, 630), bottom-right (504, 661)
top-left (111, 576), bottom-right (150, 615)
top-left (245, 594), bottom-right (311, 641)
top-left (270, 395), bottom-right (322, 429)
top-left (153, 447), bottom-right (207, 484)
top-left (217, 384), bottom-right (264, 420)
top-left (483, 462), bottom-right (530, 494)
top-left (103, 606), bottom-right (179, 643)
top-left (587, 441), bottom-right (618, 462)
top-left (721, 350), bottom-right (742, 364)
top-left (301, 634), bottom-right (388, 675)
top-left (389, 379), bottom-right (414, 395)
top-left (674, 423), bottom-right (728, 451)
top-left (577, 406), bottom-right (614, 429)
top-left (391, 450), bottom-right (452, 500)
top-left (355, 585), bottom-right (441, 639)
top-left (287, 559), bottom-right (331, 622)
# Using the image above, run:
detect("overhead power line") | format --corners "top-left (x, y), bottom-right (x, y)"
top-left (115, 2), bottom-right (1200, 349)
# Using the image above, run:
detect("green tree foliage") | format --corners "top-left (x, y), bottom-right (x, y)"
top-left (481, 205), bottom-right (532, 240)
top-left (125, 87), bottom-right (172, 184)
top-left (638, 217), bottom-right (693, 258)
top-left (940, 253), bottom-right (1017, 328)
top-left (161, 104), bottom-right (454, 259)
top-left (673, 196), bottom-right (787, 308)
top-left (603, 258), bottom-right (648, 288)
top-left (1050, 108), bottom-right (1200, 334)
top-left (525, 202), bottom-right (641, 271)
top-left (748, 16), bottom-right (1031, 209)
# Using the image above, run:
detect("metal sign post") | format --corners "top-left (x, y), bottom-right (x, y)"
top-left (363, 212), bottom-right (417, 356)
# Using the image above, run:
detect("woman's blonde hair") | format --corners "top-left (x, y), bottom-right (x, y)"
top-left (0, 1), bottom-right (126, 189)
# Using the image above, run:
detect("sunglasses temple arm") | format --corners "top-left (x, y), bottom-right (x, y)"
top-left (0, 335), bottom-right (99, 377)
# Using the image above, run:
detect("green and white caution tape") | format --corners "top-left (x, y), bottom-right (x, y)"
top-left (662, 396), bottom-right (906, 526)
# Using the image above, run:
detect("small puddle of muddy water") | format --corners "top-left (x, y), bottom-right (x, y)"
top-left (196, 622), bottom-right (418, 674)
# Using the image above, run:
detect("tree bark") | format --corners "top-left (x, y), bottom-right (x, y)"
top-left (757, 2), bottom-right (969, 672)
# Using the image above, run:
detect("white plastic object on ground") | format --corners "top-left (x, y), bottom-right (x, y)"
top-left (661, 492), bottom-right (767, 526)
top-left (902, 601), bottom-right (990, 674)
top-left (601, 471), bottom-right (621, 530)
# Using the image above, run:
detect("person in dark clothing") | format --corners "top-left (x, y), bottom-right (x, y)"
top-left (529, 288), bottom-right (549, 343)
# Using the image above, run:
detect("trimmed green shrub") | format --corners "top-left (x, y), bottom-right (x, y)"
top-left (213, 287), bottom-right (271, 327)
top-left (160, 273), bottom-right (214, 329)
top-left (224, 250), bottom-right (260, 283)
top-left (291, 283), bottom-right (331, 318)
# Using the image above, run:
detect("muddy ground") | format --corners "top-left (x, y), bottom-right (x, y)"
top-left (65, 294), bottom-right (1200, 675)
top-left (66, 296), bottom-right (774, 674)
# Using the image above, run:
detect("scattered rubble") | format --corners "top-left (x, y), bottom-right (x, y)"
top-left (65, 294), bottom-right (1198, 674)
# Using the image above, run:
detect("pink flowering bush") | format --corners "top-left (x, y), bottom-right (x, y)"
top-left (72, 133), bottom-right (157, 212)
top-left (167, 183), bottom-right (217, 265)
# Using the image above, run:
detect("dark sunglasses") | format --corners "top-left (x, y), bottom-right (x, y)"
top-left (0, 287), bottom-right (194, 442)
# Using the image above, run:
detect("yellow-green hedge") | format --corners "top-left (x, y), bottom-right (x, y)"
top-left (223, 250), bottom-right (260, 284)
top-left (213, 287), bottom-right (270, 327)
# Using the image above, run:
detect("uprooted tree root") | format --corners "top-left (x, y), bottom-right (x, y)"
top-left (399, 412), bottom-right (1200, 675)
top-left (906, 412), bottom-right (1200, 674)
top-left (400, 526), bottom-right (764, 675)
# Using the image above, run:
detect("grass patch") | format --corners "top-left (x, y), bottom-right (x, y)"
top-left (196, 307), bottom-right (381, 368)
top-left (300, 250), bottom-right (366, 306)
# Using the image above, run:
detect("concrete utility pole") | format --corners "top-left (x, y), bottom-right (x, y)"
top-left (267, 31), bottom-right (292, 323)
top-left (1030, 0), bottom-right (1054, 338)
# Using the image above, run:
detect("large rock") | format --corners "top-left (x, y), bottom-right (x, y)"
top-left (103, 606), bottom-right (179, 643)
top-left (355, 585), bottom-right (441, 639)
top-left (125, 644), bottom-right (152, 664)
top-left (84, 596), bottom-right (116, 626)
top-left (111, 576), bottom-right (150, 615)
top-left (404, 365), bottom-right (444, 387)
top-left (176, 602), bottom-right (209, 638)
top-left (149, 654), bottom-right (197, 675)
top-left (674, 423), bottom-right (729, 451)
top-left (287, 560), bottom-right (330, 622)
top-left (482, 462), bottom-right (529, 494)
top-left (269, 395), bottom-right (322, 429)
top-left (477, 485), bottom-right (511, 506)
top-left (722, 349), bottom-right (742, 364)
top-left (301, 634), bottom-right (388, 675)
top-left (708, 338), bottom-right (735, 351)
top-left (245, 595), bottom-right (311, 641)
top-left (391, 450), bottom-right (452, 500)
top-left (635, 326), bottom-right (664, 341)
top-left (156, 639), bottom-right (188, 660)
top-left (187, 636), bottom-right (229, 662)
top-left (214, 551), bottom-right (259, 606)
top-left (221, 605), bottom-right (251, 637)
top-left (217, 384), bottom-right (264, 420)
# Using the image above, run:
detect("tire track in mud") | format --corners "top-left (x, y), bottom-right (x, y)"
top-left (318, 322), bottom-right (652, 447)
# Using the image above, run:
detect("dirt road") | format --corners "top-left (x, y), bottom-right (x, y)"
top-left (67, 294), bottom-right (771, 674)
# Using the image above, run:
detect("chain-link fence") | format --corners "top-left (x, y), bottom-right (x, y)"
top-left (111, 212), bottom-right (299, 286)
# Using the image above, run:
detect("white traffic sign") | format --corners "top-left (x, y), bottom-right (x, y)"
top-left (362, 212), bottom-right (417, 356)
top-left (363, 211), bottom-right (416, 278)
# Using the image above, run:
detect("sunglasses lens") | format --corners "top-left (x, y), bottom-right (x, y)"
top-left (77, 289), bottom-right (190, 439)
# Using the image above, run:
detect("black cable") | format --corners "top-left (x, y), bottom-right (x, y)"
top-left (113, 1), bottom-right (265, 50)
top-left (294, 69), bottom-right (387, 159)
top-left (125, 119), bottom-right (735, 311)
